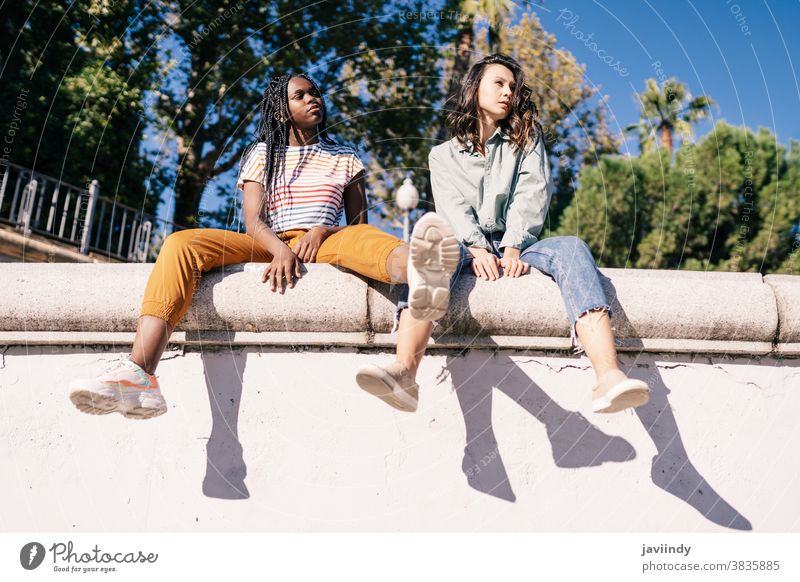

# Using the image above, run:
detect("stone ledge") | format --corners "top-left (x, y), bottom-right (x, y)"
top-left (0, 331), bottom-right (789, 356)
top-left (764, 275), bottom-right (800, 342)
top-left (1, 263), bottom-right (796, 355)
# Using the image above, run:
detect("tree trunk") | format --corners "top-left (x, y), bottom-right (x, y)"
top-left (172, 136), bottom-right (210, 228)
top-left (660, 124), bottom-right (673, 155)
top-left (173, 171), bottom-right (206, 229)
top-left (488, 24), bottom-right (499, 54)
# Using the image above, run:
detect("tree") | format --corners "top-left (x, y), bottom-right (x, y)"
top-left (334, 43), bottom-right (443, 220)
top-left (156, 0), bottom-right (449, 227)
top-left (496, 12), bottom-right (619, 232)
top-left (463, 0), bottom-right (516, 54)
top-left (0, 1), bottom-right (163, 210)
top-left (556, 121), bottom-right (800, 274)
top-left (717, 130), bottom-right (800, 273)
top-left (554, 152), bottom-right (662, 268)
top-left (625, 78), bottom-right (714, 156)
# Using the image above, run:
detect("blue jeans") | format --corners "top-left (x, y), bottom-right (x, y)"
top-left (397, 234), bottom-right (611, 353)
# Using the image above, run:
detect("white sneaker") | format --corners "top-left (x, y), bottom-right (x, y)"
top-left (408, 212), bottom-right (460, 321)
top-left (591, 370), bottom-right (649, 413)
top-left (356, 362), bottom-right (419, 412)
top-left (69, 358), bottom-right (167, 420)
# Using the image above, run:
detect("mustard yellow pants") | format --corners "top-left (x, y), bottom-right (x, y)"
top-left (140, 225), bottom-right (405, 328)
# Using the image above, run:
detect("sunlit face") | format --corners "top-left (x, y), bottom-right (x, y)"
top-left (476, 63), bottom-right (516, 122)
top-left (285, 76), bottom-right (324, 130)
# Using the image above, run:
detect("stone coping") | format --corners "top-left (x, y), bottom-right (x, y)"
top-left (1, 263), bottom-right (797, 354)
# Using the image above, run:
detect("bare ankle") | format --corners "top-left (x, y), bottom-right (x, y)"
top-left (396, 359), bottom-right (418, 379)
top-left (131, 357), bottom-right (156, 376)
top-left (596, 367), bottom-right (623, 383)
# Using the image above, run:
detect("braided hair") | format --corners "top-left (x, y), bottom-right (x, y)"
top-left (238, 73), bottom-right (333, 226)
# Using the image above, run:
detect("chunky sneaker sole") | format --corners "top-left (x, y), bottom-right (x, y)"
top-left (355, 364), bottom-right (418, 412)
top-left (408, 213), bottom-right (460, 321)
top-left (69, 358), bottom-right (167, 420)
top-left (69, 386), bottom-right (167, 419)
top-left (592, 379), bottom-right (650, 413)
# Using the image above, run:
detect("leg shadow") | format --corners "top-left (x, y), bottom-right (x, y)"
top-left (600, 273), bottom-right (752, 530)
top-left (445, 351), bottom-right (636, 503)
top-left (201, 347), bottom-right (250, 499)
top-left (629, 362), bottom-right (752, 530)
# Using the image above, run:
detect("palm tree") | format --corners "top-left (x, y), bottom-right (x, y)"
top-left (626, 78), bottom-right (714, 155)
top-left (442, 1), bottom-right (517, 108)
top-left (463, 0), bottom-right (516, 53)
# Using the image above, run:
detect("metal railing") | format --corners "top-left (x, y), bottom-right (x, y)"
top-left (0, 162), bottom-right (182, 262)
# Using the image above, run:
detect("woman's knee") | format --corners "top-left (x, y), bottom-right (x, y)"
top-left (159, 229), bottom-right (216, 262)
top-left (388, 243), bottom-right (408, 261)
top-left (386, 243), bottom-right (409, 283)
top-left (551, 235), bottom-right (593, 260)
top-left (560, 235), bottom-right (590, 251)
top-left (544, 236), bottom-right (595, 275)
top-left (160, 229), bottom-right (196, 254)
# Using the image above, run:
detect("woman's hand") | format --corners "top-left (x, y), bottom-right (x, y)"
top-left (294, 226), bottom-right (330, 263)
top-left (499, 247), bottom-right (530, 278)
top-left (262, 245), bottom-right (302, 294)
top-left (468, 246), bottom-right (501, 280)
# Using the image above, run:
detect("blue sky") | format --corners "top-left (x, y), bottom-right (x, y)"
top-left (530, 0), bottom-right (800, 150)
top-left (154, 0), bottom-right (800, 225)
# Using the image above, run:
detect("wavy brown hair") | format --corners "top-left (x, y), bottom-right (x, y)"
top-left (446, 54), bottom-right (542, 151)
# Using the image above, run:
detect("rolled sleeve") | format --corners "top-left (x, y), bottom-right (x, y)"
top-left (345, 148), bottom-right (365, 184)
top-left (499, 138), bottom-right (553, 251)
top-left (428, 150), bottom-right (490, 250)
top-left (236, 143), bottom-right (267, 191)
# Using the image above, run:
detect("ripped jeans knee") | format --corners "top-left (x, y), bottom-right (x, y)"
top-left (570, 305), bottom-right (613, 355)
top-left (392, 300), bottom-right (409, 333)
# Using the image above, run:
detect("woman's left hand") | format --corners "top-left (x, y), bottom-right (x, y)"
top-left (294, 226), bottom-right (330, 263)
top-left (499, 247), bottom-right (530, 278)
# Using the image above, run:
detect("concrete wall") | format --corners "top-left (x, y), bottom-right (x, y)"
top-left (1, 264), bottom-right (799, 532)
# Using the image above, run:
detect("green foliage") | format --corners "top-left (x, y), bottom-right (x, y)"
top-left (334, 39), bottom-right (443, 218)
top-left (7, 1), bottom-right (794, 277)
top-left (156, 0), bottom-right (449, 227)
top-left (462, 0), bottom-right (516, 53)
top-left (495, 13), bottom-right (620, 233)
top-left (556, 122), bottom-right (800, 274)
top-left (0, 0), bottom-right (163, 211)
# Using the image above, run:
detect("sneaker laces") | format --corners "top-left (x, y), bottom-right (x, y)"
top-left (100, 355), bottom-right (142, 375)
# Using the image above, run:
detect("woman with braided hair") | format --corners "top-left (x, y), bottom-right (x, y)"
top-left (68, 73), bottom-right (458, 419)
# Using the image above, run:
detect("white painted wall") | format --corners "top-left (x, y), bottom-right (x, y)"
top-left (2, 346), bottom-right (797, 532)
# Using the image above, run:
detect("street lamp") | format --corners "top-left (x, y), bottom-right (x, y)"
top-left (395, 176), bottom-right (419, 242)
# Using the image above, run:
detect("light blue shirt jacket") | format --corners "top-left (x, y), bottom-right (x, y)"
top-left (428, 127), bottom-right (554, 252)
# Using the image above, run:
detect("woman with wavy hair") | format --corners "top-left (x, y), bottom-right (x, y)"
top-left (425, 53), bottom-right (649, 413)
top-left (68, 72), bottom-right (458, 418)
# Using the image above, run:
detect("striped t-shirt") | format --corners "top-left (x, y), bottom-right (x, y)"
top-left (236, 141), bottom-right (365, 232)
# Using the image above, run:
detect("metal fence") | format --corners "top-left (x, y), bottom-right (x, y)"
top-left (0, 162), bottom-right (182, 262)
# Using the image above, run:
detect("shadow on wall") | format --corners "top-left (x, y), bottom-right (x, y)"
top-left (443, 352), bottom-right (751, 531)
top-left (196, 271), bottom-right (753, 529)
top-left (201, 349), bottom-right (250, 500)
top-left (439, 271), bottom-right (751, 531)
top-left (196, 342), bottom-right (752, 529)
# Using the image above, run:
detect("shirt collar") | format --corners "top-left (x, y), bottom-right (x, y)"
top-left (454, 127), bottom-right (509, 154)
